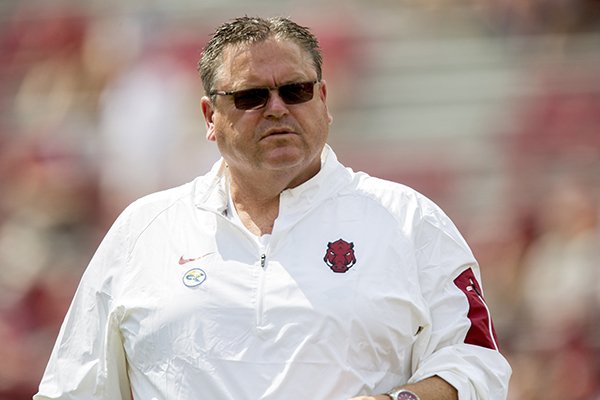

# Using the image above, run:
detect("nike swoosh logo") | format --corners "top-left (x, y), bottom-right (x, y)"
top-left (178, 252), bottom-right (215, 265)
top-left (179, 256), bottom-right (196, 265)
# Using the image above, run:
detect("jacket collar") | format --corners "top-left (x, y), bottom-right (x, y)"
top-left (192, 145), bottom-right (353, 220)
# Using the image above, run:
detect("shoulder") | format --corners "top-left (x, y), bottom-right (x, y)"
top-left (347, 171), bottom-right (440, 218)
top-left (112, 179), bottom-right (199, 242)
top-left (122, 158), bottom-right (222, 220)
top-left (340, 171), bottom-right (461, 245)
top-left (126, 180), bottom-right (195, 217)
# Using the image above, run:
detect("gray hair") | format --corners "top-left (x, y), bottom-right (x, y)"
top-left (198, 16), bottom-right (323, 95)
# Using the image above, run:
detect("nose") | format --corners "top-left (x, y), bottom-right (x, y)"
top-left (263, 89), bottom-right (289, 119)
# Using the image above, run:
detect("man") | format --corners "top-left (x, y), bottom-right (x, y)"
top-left (35, 16), bottom-right (511, 400)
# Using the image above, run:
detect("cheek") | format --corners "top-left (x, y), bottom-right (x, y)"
top-left (218, 111), bottom-right (256, 137)
top-left (214, 127), bottom-right (236, 151)
top-left (213, 118), bottom-right (253, 155)
top-left (306, 107), bottom-right (331, 143)
top-left (212, 115), bottom-right (238, 142)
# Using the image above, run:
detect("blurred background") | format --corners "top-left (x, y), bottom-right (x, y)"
top-left (1, 0), bottom-right (599, 399)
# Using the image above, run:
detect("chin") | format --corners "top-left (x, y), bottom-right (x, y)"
top-left (263, 146), bottom-right (305, 165)
top-left (264, 155), bottom-right (305, 171)
top-left (260, 142), bottom-right (322, 173)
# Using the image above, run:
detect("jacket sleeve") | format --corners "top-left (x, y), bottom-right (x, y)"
top-left (34, 209), bottom-right (133, 400)
top-left (409, 197), bottom-right (511, 400)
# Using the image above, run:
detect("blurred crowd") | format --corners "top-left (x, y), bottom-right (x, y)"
top-left (0, 1), bottom-right (599, 399)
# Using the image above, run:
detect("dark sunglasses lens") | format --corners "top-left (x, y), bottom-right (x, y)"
top-left (279, 82), bottom-right (315, 104)
top-left (233, 88), bottom-right (270, 110)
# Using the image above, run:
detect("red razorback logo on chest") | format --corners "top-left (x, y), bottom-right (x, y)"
top-left (324, 239), bottom-right (356, 273)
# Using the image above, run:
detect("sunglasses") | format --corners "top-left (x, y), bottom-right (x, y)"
top-left (210, 80), bottom-right (319, 110)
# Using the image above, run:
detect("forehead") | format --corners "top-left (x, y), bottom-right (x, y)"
top-left (216, 37), bottom-right (316, 88)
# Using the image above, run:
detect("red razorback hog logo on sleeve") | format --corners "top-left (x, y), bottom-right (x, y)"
top-left (324, 239), bottom-right (356, 273)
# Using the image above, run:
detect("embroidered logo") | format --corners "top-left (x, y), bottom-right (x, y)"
top-left (179, 256), bottom-right (196, 265)
top-left (324, 239), bottom-right (356, 273)
top-left (182, 268), bottom-right (207, 288)
top-left (178, 252), bottom-right (216, 265)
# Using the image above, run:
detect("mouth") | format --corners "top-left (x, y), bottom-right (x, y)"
top-left (260, 128), bottom-right (297, 140)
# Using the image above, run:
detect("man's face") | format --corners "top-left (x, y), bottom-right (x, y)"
top-left (201, 37), bottom-right (332, 186)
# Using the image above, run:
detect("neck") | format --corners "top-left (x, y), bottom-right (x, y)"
top-left (227, 161), bottom-right (321, 236)
top-left (228, 173), bottom-right (281, 236)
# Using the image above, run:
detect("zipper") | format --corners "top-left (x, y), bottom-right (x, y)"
top-left (211, 211), bottom-right (271, 331)
top-left (260, 253), bottom-right (266, 269)
top-left (255, 253), bottom-right (267, 331)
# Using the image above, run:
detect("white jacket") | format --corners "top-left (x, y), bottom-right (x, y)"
top-left (35, 146), bottom-right (511, 400)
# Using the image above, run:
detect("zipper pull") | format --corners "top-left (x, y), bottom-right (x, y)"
top-left (260, 254), bottom-right (266, 269)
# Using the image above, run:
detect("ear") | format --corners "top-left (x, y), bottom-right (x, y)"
top-left (318, 79), bottom-right (333, 125)
top-left (201, 96), bottom-right (217, 141)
